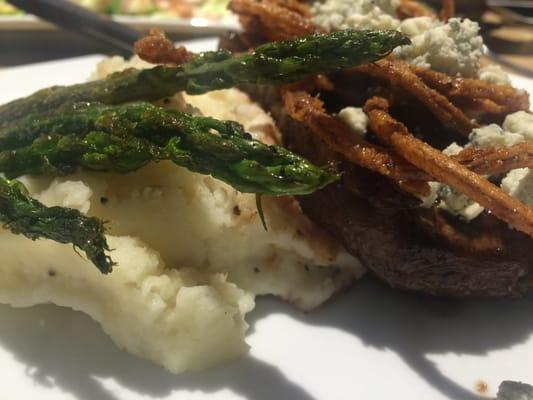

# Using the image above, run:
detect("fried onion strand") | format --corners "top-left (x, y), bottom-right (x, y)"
top-left (397, 0), bottom-right (436, 19)
top-left (364, 96), bottom-right (533, 236)
top-left (228, 0), bottom-right (321, 41)
top-left (454, 143), bottom-right (533, 176)
top-left (134, 29), bottom-right (195, 65)
top-left (282, 90), bottom-right (533, 188)
top-left (281, 89), bottom-right (429, 196)
top-left (355, 60), bottom-right (480, 136)
top-left (413, 66), bottom-right (530, 117)
top-left (440, 0), bottom-right (455, 21)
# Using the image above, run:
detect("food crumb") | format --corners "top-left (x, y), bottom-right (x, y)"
top-left (475, 380), bottom-right (488, 395)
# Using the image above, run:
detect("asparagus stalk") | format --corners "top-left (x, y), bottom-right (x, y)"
top-left (0, 29), bottom-right (408, 252)
top-left (0, 29), bottom-right (410, 126)
top-left (0, 103), bottom-right (338, 196)
top-left (0, 176), bottom-right (113, 273)
top-left (0, 102), bottom-right (113, 150)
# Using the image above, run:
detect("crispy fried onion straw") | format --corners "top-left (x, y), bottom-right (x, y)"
top-left (405, 144), bottom-right (533, 180)
top-left (413, 66), bottom-right (530, 117)
top-left (397, 0), bottom-right (436, 19)
top-left (281, 89), bottom-right (430, 196)
top-left (267, 0), bottom-right (311, 16)
top-left (228, 0), bottom-right (322, 41)
top-left (355, 59), bottom-right (480, 136)
top-left (454, 143), bottom-right (533, 176)
top-left (440, 0), bottom-right (455, 21)
top-left (364, 96), bottom-right (533, 237)
top-left (134, 29), bottom-right (195, 65)
top-left (282, 89), bottom-right (533, 189)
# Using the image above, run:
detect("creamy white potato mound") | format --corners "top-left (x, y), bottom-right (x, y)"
top-left (0, 56), bottom-right (363, 374)
top-left (0, 234), bottom-right (254, 373)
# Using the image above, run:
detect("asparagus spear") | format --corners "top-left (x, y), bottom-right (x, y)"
top-left (0, 176), bottom-right (113, 273)
top-left (0, 103), bottom-right (338, 196)
top-left (0, 102), bottom-right (113, 150)
top-left (0, 29), bottom-right (410, 126)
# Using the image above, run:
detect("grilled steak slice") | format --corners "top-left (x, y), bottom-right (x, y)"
top-left (244, 84), bottom-right (532, 297)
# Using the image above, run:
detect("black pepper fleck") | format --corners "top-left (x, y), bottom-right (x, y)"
top-left (100, 197), bottom-right (109, 205)
top-left (254, 267), bottom-right (260, 273)
top-left (164, 98), bottom-right (171, 104)
top-left (304, 265), bottom-right (310, 272)
top-left (48, 269), bottom-right (56, 277)
top-left (233, 205), bottom-right (241, 216)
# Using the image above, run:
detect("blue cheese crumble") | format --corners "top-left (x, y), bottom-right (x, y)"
top-left (395, 17), bottom-right (484, 78)
top-left (501, 169), bottom-right (533, 205)
top-left (311, 1), bottom-right (504, 81)
top-left (503, 111), bottom-right (533, 140)
top-left (423, 112), bottom-right (533, 222)
top-left (311, 0), bottom-right (400, 31)
top-left (337, 107), bottom-right (369, 137)
top-left (468, 124), bottom-right (524, 148)
top-left (310, 0), bottom-right (523, 221)
top-left (478, 65), bottom-right (511, 85)
top-left (431, 142), bottom-right (485, 221)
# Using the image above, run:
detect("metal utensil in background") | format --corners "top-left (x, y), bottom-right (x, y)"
top-left (6, 0), bottom-right (142, 57)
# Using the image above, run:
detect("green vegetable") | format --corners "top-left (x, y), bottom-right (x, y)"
top-left (0, 29), bottom-right (410, 127)
top-left (0, 0), bottom-right (22, 15)
top-left (0, 176), bottom-right (113, 273)
top-left (497, 381), bottom-right (533, 400)
top-left (107, 0), bottom-right (122, 14)
top-left (0, 102), bottom-right (338, 196)
top-left (0, 102), bottom-right (114, 150)
top-left (0, 29), bottom-right (409, 268)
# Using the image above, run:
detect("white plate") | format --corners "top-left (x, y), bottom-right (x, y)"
top-left (1, 40), bottom-right (533, 400)
top-left (0, 14), bottom-right (240, 35)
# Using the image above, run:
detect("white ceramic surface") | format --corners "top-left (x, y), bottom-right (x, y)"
top-left (0, 41), bottom-right (532, 400)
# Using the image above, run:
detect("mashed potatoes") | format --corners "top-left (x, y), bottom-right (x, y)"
top-left (0, 57), bottom-right (363, 373)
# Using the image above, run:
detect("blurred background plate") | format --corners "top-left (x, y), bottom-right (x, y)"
top-left (113, 14), bottom-right (239, 34)
top-left (0, 12), bottom-right (238, 66)
top-left (0, 13), bottom-right (239, 34)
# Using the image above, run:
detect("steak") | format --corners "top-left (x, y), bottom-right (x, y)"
top-left (244, 84), bottom-right (533, 297)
